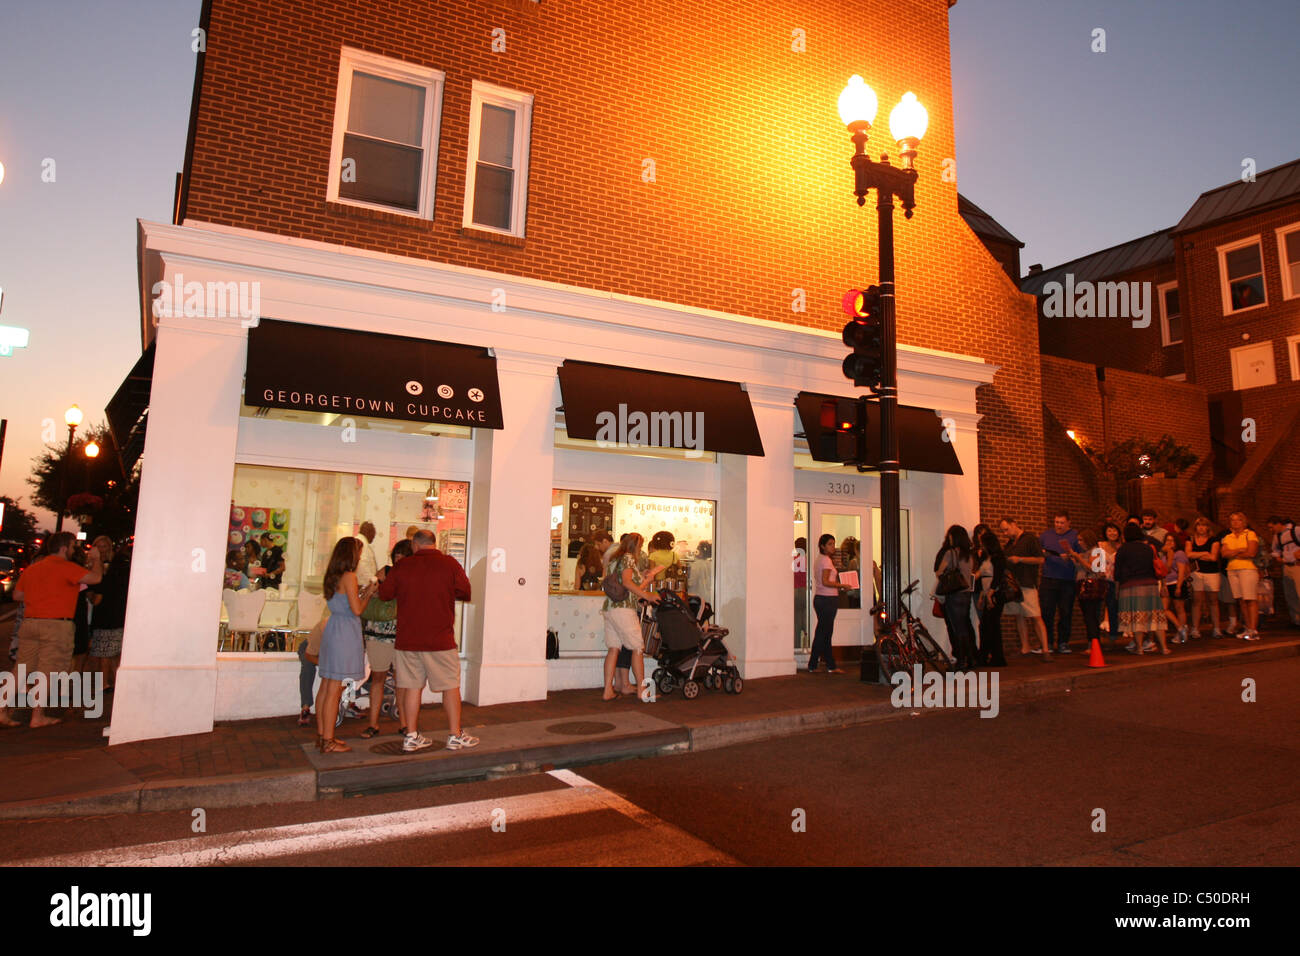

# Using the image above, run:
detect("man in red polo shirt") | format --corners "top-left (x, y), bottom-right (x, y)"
top-left (376, 529), bottom-right (476, 753)
top-left (1, 533), bottom-right (103, 728)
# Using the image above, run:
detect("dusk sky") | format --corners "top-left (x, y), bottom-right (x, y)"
top-left (2, 0), bottom-right (1298, 526)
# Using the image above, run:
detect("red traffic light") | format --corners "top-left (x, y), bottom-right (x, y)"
top-left (842, 285), bottom-right (882, 320)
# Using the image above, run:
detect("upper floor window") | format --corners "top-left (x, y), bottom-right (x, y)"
top-left (463, 81), bottom-right (534, 237)
top-left (327, 48), bottom-right (444, 218)
top-left (1217, 237), bottom-right (1267, 314)
top-left (1157, 281), bottom-right (1182, 346)
top-left (1277, 223), bottom-right (1300, 300)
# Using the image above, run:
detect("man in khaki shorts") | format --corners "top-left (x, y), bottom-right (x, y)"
top-left (998, 517), bottom-right (1052, 659)
top-left (1, 533), bottom-right (103, 728)
top-left (377, 530), bottom-right (476, 752)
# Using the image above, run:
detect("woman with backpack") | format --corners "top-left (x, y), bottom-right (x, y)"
top-left (600, 533), bottom-right (664, 701)
top-left (973, 529), bottom-right (1008, 666)
top-left (934, 526), bottom-right (976, 670)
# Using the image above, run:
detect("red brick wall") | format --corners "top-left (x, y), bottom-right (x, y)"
top-left (184, 0), bottom-right (1045, 527)
top-left (1177, 201), bottom-right (1300, 518)
top-left (1036, 261), bottom-right (1186, 379)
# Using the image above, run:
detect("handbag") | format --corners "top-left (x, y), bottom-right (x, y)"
top-left (932, 597), bottom-right (945, 618)
top-left (1079, 576), bottom-right (1108, 601)
top-left (601, 558), bottom-right (630, 602)
top-left (935, 549), bottom-right (966, 595)
top-left (999, 569), bottom-right (1023, 604)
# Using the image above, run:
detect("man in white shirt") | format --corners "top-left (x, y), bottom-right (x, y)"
top-left (1268, 516), bottom-right (1300, 627)
top-left (355, 521), bottom-right (379, 588)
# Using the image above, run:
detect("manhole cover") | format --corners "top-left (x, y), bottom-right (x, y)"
top-left (545, 720), bottom-right (616, 736)
top-left (370, 740), bottom-right (412, 755)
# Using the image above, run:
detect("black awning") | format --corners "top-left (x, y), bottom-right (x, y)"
top-left (795, 392), bottom-right (963, 475)
top-left (245, 319), bottom-right (503, 429)
top-left (558, 361), bottom-right (764, 457)
top-left (105, 344), bottom-right (155, 473)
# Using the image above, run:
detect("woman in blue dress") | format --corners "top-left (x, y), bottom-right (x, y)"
top-left (316, 537), bottom-right (378, 753)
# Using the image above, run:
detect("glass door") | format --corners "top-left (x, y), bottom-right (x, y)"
top-left (808, 503), bottom-right (872, 650)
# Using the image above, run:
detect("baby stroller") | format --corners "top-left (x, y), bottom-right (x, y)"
top-left (646, 589), bottom-right (742, 699)
top-left (336, 668), bottom-right (400, 727)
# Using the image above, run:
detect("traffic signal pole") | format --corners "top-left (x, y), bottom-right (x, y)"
top-left (877, 192), bottom-right (901, 626)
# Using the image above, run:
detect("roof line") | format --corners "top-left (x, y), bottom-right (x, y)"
top-left (1025, 224), bottom-right (1174, 277)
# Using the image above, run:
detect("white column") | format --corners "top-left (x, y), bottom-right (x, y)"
top-left (109, 318), bottom-right (246, 745)
top-left (716, 385), bottom-right (797, 680)
top-left (940, 409), bottom-right (983, 529)
top-left (461, 352), bottom-right (560, 705)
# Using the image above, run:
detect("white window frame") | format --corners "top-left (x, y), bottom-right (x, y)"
top-left (463, 80), bottom-right (534, 238)
top-left (1157, 280), bottom-right (1182, 346)
top-left (326, 47), bottom-right (445, 220)
top-left (1288, 334), bottom-right (1300, 381)
top-left (1217, 235), bottom-right (1268, 316)
top-left (1229, 340), bottom-right (1276, 391)
top-left (1275, 222), bottom-right (1300, 301)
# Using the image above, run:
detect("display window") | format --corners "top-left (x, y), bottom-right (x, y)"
top-left (219, 464), bottom-right (469, 653)
top-left (548, 488), bottom-right (716, 656)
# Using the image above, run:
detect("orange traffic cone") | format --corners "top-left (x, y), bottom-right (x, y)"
top-left (1088, 637), bottom-right (1106, 668)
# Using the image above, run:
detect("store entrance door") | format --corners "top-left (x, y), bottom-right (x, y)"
top-left (808, 503), bottom-right (872, 652)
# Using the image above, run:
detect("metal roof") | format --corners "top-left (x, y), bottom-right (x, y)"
top-left (1019, 228), bottom-right (1174, 295)
top-left (958, 193), bottom-right (1024, 248)
top-left (1173, 158), bottom-right (1300, 235)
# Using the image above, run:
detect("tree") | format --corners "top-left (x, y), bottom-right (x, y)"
top-left (0, 496), bottom-right (40, 544)
top-left (27, 422), bottom-right (139, 541)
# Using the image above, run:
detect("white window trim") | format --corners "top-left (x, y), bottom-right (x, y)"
top-left (1229, 340), bottom-right (1276, 391)
top-left (1216, 235), bottom-right (1268, 316)
top-left (1288, 334), bottom-right (1300, 381)
top-left (326, 47), bottom-right (445, 220)
top-left (463, 80), bottom-right (534, 238)
top-left (1157, 280), bottom-right (1182, 346)
top-left (1276, 222), bottom-right (1300, 301)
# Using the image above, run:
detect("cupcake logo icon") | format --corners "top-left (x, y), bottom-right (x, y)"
top-left (468, 387), bottom-right (484, 403)
top-left (437, 384), bottom-right (454, 399)
top-left (405, 381), bottom-right (423, 395)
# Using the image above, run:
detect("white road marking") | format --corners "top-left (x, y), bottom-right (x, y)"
top-left (15, 771), bottom-right (735, 867)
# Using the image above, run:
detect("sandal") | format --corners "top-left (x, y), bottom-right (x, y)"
top-left (298, 707), bottom-right (313, 726)
top-left (360, 725), bottom-right (381, 739)
top-left (320, 737), bottom-right (352, 753)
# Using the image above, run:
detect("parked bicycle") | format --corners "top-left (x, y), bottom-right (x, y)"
top-left (872, 579), bottom-right (951, 680)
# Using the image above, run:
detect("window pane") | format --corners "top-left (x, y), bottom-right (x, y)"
top-left (472, 162), bottom-right (513, 230)
top-left (1225, 244), bottom-right (1262, 280)
top-left (1167, 313), bottom-right (1182, 343)
top-left (347, 71), bottom-right (424, 145)
top-left (339, 133), bottom-right (422, 210)
top-left (1229, 275), bottom-right (1266, 310)
top-left (478, 104), bottom-right (516, 167)
top-left (1286, 230), bottom-right (1300, 265)
top-left (1163, 288), bottom-right (1179, 317)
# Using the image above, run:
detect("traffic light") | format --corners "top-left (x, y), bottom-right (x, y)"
top-left (842, 285), bottom-right (884, 389)
top-left (817, 396), bottom-right (865, 464)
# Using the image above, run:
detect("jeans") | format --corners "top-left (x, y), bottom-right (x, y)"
top-left (810, 595), bottom-right (839, 670)
top-left (297, 641), bottom-right (317, 709)
top-left (942, 590), bottom-right (976, 665)
top-left (977, 592), bottom-right (1007, 665)
top-left (1104, 580), bottom-right (1119, 634)
top-left (1040, 577), bottom-right (1077, 649)
top-left (1080, 598), bottom-right (1103, 644)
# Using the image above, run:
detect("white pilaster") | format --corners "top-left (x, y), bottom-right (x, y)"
top-left (716, 385), bottom-right (798, 680)
top-left (109, 318), bottom-right (246, 745)
top-left (460, 352), bottom-right (561, 705)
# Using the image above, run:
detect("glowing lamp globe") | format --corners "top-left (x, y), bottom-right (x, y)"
top-left (837, 75), bottom-right (878, 128)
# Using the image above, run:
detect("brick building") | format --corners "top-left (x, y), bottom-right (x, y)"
top-left (1017, 159), bottom-right (1300, 532)
top-left (108, 0), bottom-right (1046, 743)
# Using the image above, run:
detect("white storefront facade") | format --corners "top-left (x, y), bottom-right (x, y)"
top-left (108, 219), bottom-right (994, 745)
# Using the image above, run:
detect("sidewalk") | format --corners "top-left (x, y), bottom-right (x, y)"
top-left (1, 631), bottom-right (1297, 819)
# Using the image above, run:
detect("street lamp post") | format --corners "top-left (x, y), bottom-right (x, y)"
top-left (55, 404), bottom-right (84, 534)
top-left (836, 77), bottom-right (929, 634)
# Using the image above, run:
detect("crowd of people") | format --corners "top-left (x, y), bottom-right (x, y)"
top-left (2, 531), bottom-right (131, 728)
top-left (223, 532), bottom-right (286, 591)
top-left (927, 509), bottom-right (1298, 669)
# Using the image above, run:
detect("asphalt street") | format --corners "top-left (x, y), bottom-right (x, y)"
top-left (2, 657), bottom-right (1296, 867)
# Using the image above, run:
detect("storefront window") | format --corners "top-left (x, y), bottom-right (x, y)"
top-left (547, 489), bottom-right (716, 656)
top-left (870, 506), bottom-right (912, 610)
top-left (219, 464), bottom-right (469, 653)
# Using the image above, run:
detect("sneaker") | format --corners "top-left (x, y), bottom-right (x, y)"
top-left (402, 732), bottom-right (434, 753)
top-left (1142, 639), bottom-right (1156, 652)
top-left (1241, 630), bottom-right (1261, 642)
top-left (1056, 645), bottom-right (1072, 654)
top-left (446, 731), bottom-right (480, 750)
top-left (1028, 648), bottom-right (1042, 655)
top-left (1124, 641), bottom-right (1137, 654)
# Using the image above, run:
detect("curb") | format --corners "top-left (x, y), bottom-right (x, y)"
top-left (1, 640), bottom-right (1295, 818)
